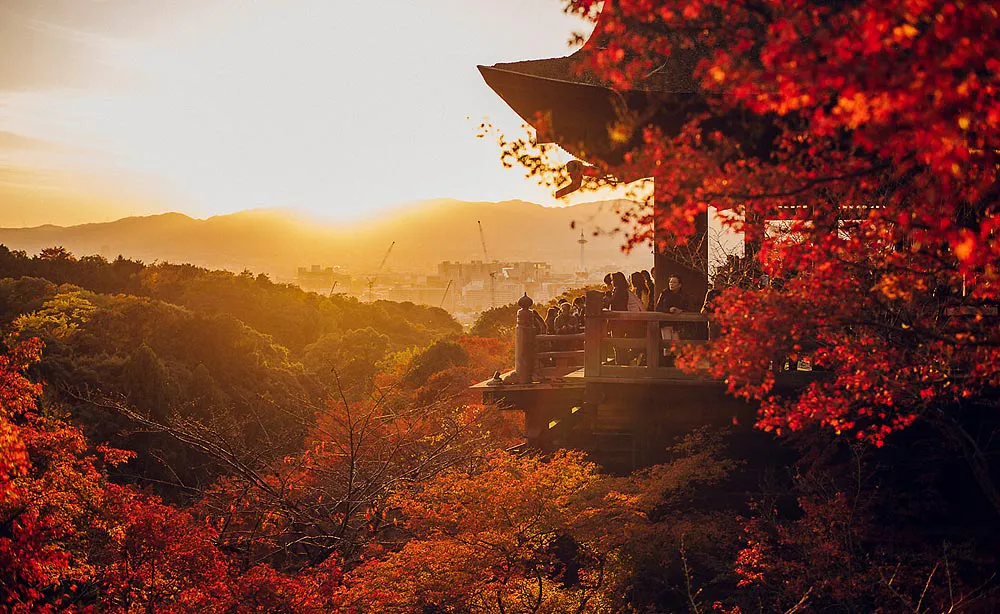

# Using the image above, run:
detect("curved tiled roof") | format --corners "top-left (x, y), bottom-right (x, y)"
top-left (484, 43), bottom-right (705, 95)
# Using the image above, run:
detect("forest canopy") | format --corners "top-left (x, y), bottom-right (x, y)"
top-left (3, 0), bottom-right (1000, 609)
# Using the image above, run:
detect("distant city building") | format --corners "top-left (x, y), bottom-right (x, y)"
top-left (433, 260), bottom-right (570, 310)
top-left (295, 259), bottom-right (599, 318)
top-left (296, 265), bottom-right (351, 293)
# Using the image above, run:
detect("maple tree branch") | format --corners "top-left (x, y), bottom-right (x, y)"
top-left (700, 161), bottom-right (895, 202)
top-left (680, 539), bottom-right (704, 614)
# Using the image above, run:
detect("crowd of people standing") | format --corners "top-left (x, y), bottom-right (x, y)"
top-left (524, 268), bottom-right (712, 368)
top-left (605, 269), bottom-right (708, 321)
top-left (521, 259), bottom-right (802, 371)
top-left (531, 268), bottom-right (715, 336)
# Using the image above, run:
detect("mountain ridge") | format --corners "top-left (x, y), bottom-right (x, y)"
top-left (0, 199), bottom-right (650, 279)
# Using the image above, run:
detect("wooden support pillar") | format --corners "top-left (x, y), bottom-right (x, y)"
top-left (513, 293), bottom-right (536, 384)
top-left (646, 320), bottom-right (660, 368)
top-left (744, 209), bottom-right (764, 265)
top-left (691, 208), bottom-right (710, 299)
top-left (584, 290), bottom-right (604, 377)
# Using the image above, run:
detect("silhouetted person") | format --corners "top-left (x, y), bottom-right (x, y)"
top-left (573, 295), bottom-right (586, 331)
top-left (554, 302), bottom-right (578, 334)
top-left (532, 308), bottom-right (547, 335)
top-left (641, 269), bottom-right (655, 310)
top-left (611, 271), bottom-right (643, 363)
top-left (545, 307), bottom-right (559, 335)
top-left (630, 271), bottom-right (650, 311)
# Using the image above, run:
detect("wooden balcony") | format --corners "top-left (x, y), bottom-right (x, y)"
top-left (473, 290), bottom-right (718, 392)
top-left (581, 310), bottom-right (713, 383)
top-left (471, 290), bottom-right (816, 472)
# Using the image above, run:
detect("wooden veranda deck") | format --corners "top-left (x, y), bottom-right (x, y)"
top-left (471, 290), bottom-right (818, 471)
top-left (474, 290), bottom-right (720, 389)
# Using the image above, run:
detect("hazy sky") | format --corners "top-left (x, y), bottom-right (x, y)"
top-left (0, 0), bottom-right (618, 227)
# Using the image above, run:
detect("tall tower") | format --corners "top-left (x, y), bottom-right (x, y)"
top-left (577, 230), bottom-right (588, 273)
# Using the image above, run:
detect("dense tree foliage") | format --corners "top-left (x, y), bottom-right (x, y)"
top-left (0, 248), bottom-right (467, 501)
top-left (470, 302), bottom-right (518, 341)
top-left (0, 338), bottom-right (743, 613)
top-left (4, 0), bottom-right (1000, 606)
top-left (524, 0), bottom-right (1000, 452)
top-left (488, 0), bottom-right (1000, 609)
top-left (0, 245), bottom-right (460, 353)
top-left (0, 249), bottom-right (534, 611)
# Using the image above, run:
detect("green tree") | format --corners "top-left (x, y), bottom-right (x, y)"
top-left (303, 327), bottom-right (391, 395)
top-left (123, 343), bottom-right (174, 420)
top-left (10, 290), bottom-right (97, 341)
top-left (403, 339), bottom-right (468, 388)
top-left (470, 303), bottom-right (517, 340)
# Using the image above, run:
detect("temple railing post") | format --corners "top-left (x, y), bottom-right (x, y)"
top-left (584, 290), bottom-right (604, 377)
top-left (514, 293), bottom-right (535, 384)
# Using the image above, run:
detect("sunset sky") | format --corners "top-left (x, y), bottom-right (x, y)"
top-left (0, 0), bottom-right (612, 227)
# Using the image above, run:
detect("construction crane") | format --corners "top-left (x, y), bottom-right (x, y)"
top-left (366, 241), bottom-right (395, 302)
top-left (439, 279), bottom-right (453, 308)
top-left (328, 280), bottom-right (338, 297)
top-left (477, 220), bottom-right (496, 308)
top-left (477, 220), bottom-right (491, 262)
top-left (372, 241), bottom-right (395, 272)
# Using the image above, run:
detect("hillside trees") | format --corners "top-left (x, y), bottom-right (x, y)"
top-left (130, 334), bottom-right (521, 572)
top-left (0, 253), bottom-right (469, 499)
top-left (5, 288), bottom-right (315, 495)
top-left (0, 339), bottom-right (348, 612)
top-left (338, 450), bottom-right (636, 612)
top-left (2, 337), bottom-right (751, 613)
top-left (302, 327), bottom-right (391, 397)
top-left (0, 247), bottom-right (461, 354)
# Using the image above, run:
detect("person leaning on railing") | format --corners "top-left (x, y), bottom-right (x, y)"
top-left (655, 275), bottom-right (691, 314)
top-left (655, 274), bottom-right (701, 343)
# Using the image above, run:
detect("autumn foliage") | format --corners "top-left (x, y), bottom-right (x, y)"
top-left (0, 333), bottom-right (761, 612)
top-left (538, 0), bottom-right (1000, 449)
top-left (4, 0), bottom-right (1000, 609)
top-left (493, 0), bottom-right (1000, 609)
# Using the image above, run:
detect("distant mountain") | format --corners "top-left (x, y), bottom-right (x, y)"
top-left (0, 199), bottom-right (653, 280)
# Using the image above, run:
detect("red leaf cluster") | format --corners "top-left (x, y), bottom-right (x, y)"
top-left (546, 0), bottom-right (1000, 444)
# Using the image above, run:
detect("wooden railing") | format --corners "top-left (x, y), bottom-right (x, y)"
top-left (509, 290), bottom-right (711, 384)
top-left (583, 290), bottom-right (709, 380)
top-left (534, 333), bottom-right (585, 378)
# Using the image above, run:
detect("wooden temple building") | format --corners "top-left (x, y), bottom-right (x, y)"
top-left (473, 4), bottom-right (805, 472)
top-left (478, 4), bottom-right (720, 305)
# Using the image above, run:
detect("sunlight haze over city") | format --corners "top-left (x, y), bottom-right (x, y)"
top-left (0, 0), bottom-right (601, 227)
